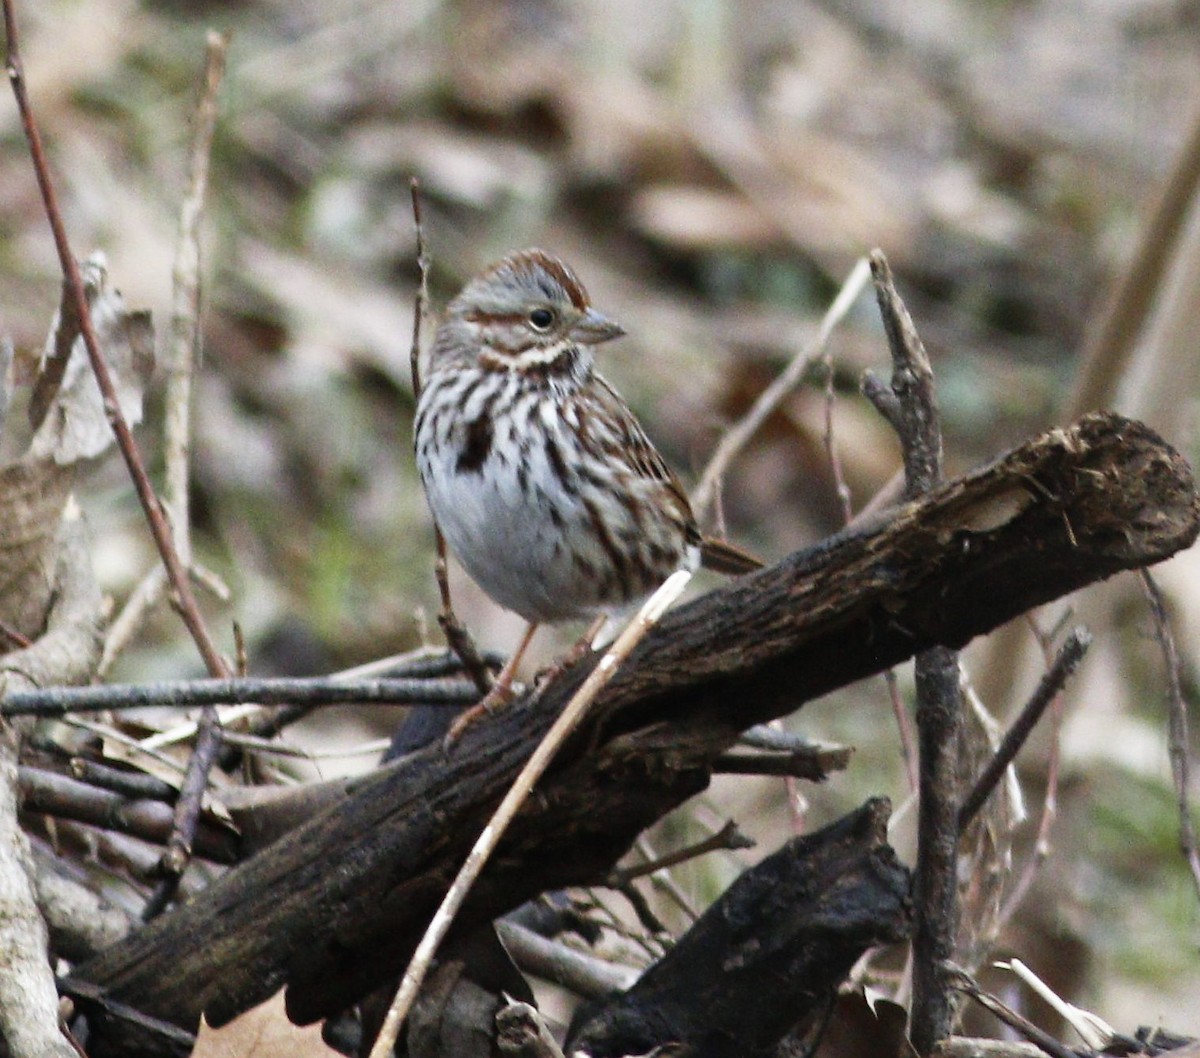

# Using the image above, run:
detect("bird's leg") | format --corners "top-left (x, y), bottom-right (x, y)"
top-left (533, 614), bottom-right (607, 694)
top-left (444, 621), bottom-right (540, 746)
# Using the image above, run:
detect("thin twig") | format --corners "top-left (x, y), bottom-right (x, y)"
top-left (165, 30), bottom-right (226, 566)
top-left (210, 731), bottom-right (391, 760)
top-left (692, 255), bottom-right (871, 523)
top-left (885, 668), bottom-right (920, 791)
top-left (99, 568), bottom-right (167, 678)
top-left (1139, 569), bottom-right (1200, 903)
top-left (58, 718), bottom-right (189, 776)
top-left (822, 338), bottom-right (917, 795)
top-left (997, 616), bottom-right (1070, 924)
top-left (634, 834), bottom-right (700, 922)
top-left (3, 0), bottom-right (228, 681)
top-left (141, 36), bottom-right (229, 918)
top-left (68, 759), bottom-right (177, 802)
top-left (959, 628), bottom-right (1091, 831)
top-left (142, 703), bottom-right (221, 919)
top-left (822, 352), bottom-right (854, 524)
top-left (208, 649), bottom-right (500, 762)
top-left (0, 675), bottom-right (479, 718)
top-left (863, 249), bottom-right (961, 1055)
top-left (366, 570), bottom-right (693, 1058)
top-left (945, 964), bottom-right (1083, 1058)
top-left (611, 879), bottom-right (671, 938)
top-left (579, 887), bottom-right (667, 959)
top-left (408, 179), bottom-right (492, 696)
top-left (606, 820), bottom-right (753, 886)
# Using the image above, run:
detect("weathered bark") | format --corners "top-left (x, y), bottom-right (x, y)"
top-left (69, 413), bottom-right (1199, 1055)
top-left (567, 798), bottom-right (911, 1058)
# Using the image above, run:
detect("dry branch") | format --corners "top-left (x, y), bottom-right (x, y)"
top-left (863, 249), bottom-right (962, 1054)
top-left (69, 412), bottom-right (1199, 1055)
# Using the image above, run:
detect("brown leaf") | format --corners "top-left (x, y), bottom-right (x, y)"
top-left (192, 992), bottom-right (337, 1058)
top-left (28, 252), bottom-right (155, 464)
top-left (0, 458), bottom-right (75, 632)
top-left (0, 255), bottom-right (153, 632)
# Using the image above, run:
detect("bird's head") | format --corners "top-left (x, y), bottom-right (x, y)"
top-left (436, 249), bottom-right (624, 375)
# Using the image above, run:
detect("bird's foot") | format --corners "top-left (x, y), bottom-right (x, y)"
top-left (442, 680), bottom-right (520, 749)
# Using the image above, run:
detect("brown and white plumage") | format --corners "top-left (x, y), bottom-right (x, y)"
top-left (414, 248), bottom-right (758, 627)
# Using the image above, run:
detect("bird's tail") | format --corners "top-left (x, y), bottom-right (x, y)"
top-left (699, 536), bottom-right (763, 575)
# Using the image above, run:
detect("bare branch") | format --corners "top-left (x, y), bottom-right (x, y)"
top-left (959, 628), bottom-right (1091, 830)
top-left (1139, 569), bottom-right (1200, 903)
top-left (407, 180), bottom-right (493, 697)
top-left (0, 674), bottom-right (478, 718)
top-left (692, 256), bottom-right (871, 523)
top-left (864, 249), bottom-right (960, 1054)
top-left (607, 819), bottom-right (753, 886)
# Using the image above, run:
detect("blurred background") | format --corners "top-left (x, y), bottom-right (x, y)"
top-left (1, 0), bottom-right (1198, 1042)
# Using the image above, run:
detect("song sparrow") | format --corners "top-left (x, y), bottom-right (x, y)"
top-left (415, 249), bottom-right (759, 715)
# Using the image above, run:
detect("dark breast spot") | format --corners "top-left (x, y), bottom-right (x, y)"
top-left (457, 414), bottom-right (494, 474)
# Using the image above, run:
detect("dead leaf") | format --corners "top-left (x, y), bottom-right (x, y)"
top-left (0, 256), bottom-right (153, 632)
top-left (192, 992), bottom-right (337, 1058)
top-left (28, 251), bottom-right (155, 464)
top-left (0, 458), bottom-right (75, 632)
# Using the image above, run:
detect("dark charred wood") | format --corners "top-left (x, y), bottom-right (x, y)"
top-left (566, 798), bottom-right (911, 1058)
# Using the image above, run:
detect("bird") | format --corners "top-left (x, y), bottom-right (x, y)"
top-left (414, 249), bottom-right (760, 732)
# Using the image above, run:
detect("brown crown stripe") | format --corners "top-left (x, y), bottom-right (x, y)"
top-left (526, 253), bottom-right (589, 310)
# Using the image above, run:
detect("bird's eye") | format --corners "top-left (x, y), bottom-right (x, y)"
top-left (528, 308), bottom-right (555, 331)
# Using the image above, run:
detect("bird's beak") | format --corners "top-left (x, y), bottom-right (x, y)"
top-left (570, 308), bottom-right (625, 345)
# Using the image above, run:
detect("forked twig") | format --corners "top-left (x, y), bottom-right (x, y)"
top-left (819, 332), bottom-right (918, 794)
top-left (366, 570), bottom-right (693, 1058)
top-left (692, 256), bottom-right (871, 524)
top-left (959, 628), bottom-right (1091, 831)
top-left (606, 819), bottom-right (753, 886)
top-left (946, 964), bottom-right (1081, 1058)
top-left (999, 959), bottom-right (1117, 1051)
top-left (862, 249), bottom-right (961, 1053)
